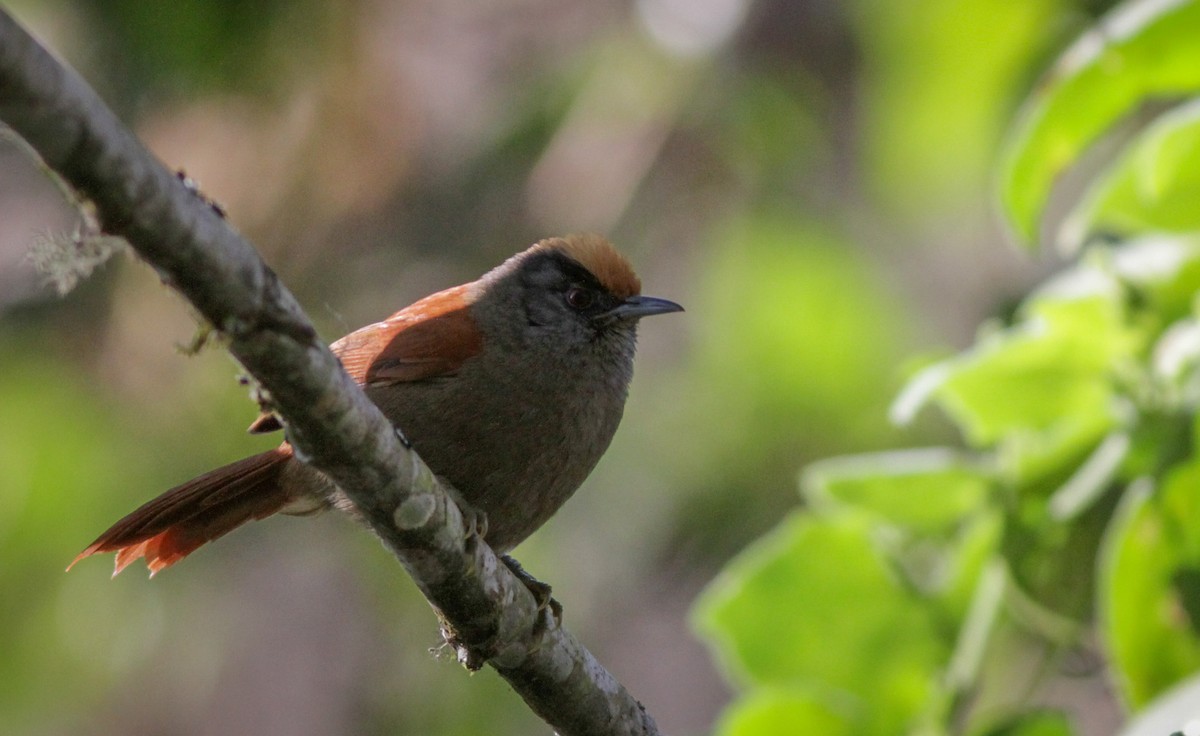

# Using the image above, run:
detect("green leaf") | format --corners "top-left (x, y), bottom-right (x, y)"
top-left (1000, 410), bottom-right (1117, 494)
top-left (803, 450), bottom-right (1003, 616)
top-left (803, 447), bottom-right (991, 534)
top-left (1101, 465), bottom-right (1200, 708)
top-left (912, 294), bottom-right (1131, 447)
top-left (1000, 0), bottom-right (1200, 244)
top-left (692, 512), bottom-right (947, 734)
top-left (714, 689), bottom-right (858, 736)
top-left (1064, 102), bottom-right (1200, 249)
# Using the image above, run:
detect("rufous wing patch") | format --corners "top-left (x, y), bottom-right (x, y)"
top-left (333, 283), bottom-right (482, 386)
top-left (245, 284), bottom-right (482, 434)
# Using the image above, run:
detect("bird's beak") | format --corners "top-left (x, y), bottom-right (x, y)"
top-left (596, 295), bottom-right (684, 326)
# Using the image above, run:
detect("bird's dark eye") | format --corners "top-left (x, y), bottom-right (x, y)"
top-left (565, 287), bottom-right (596, 311)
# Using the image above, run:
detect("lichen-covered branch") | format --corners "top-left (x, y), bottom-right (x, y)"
top-left (0, 10), bottom-right (658, 736)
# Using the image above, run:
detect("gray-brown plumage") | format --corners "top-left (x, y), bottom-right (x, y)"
top-left (72, 235), bottom-right (682, 575)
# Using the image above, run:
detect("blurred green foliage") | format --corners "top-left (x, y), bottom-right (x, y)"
top-left (669, 214), bottom-right (917, 560)
top-left (696, 512), bottom-right (951, 734)
top-left (696, 1), bottom-right (1200, 734)
top-left (853, 0), bottom-right (1068, 219)
top-left (1067, 100), bottom-right (1200, 247)
top-left (74, 0), bottom-right (333, 103)
top-left (1000, 0), bottom-right (1200, 244)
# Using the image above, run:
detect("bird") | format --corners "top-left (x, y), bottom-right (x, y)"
top-left (70, 234), bottom-right (683, 577)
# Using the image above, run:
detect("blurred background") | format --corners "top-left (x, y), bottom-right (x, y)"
top-left (0, 0), bottom-right (1122, 734)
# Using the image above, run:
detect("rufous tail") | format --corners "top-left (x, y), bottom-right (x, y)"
top-left (69, 446), bottom-right (296, 577)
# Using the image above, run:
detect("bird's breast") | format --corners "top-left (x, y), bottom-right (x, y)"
top-left (365, 352), bottom-right (630, 552)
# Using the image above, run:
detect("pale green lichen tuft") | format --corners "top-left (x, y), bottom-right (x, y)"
top-left (27, 226), bottom-right (126, 296)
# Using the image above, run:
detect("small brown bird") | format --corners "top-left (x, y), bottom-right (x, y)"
top-left (71, 235), bottom-right (682, 576)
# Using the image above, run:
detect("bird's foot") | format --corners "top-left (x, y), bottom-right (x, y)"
top-left (444, 485), bottom-right (488, 542)
top-left (501, 554), bottom-right (563, 629)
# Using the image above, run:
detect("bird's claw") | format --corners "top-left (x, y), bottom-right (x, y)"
top-left (464, 507), bottom-right (488, 542)
top-left (501, 554), bottom-right (563, 630)
top-left (445, 486), bottom-right (488, 542)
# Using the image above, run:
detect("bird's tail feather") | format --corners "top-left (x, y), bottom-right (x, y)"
top-left (69, 445), bottom-right (298, 576)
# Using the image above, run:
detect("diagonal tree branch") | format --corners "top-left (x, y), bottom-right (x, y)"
top-left (0, 10), bottom-right (659, 736)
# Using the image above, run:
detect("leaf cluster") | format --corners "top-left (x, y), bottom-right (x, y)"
top-left (695, 1), bottom-right (1200, 734)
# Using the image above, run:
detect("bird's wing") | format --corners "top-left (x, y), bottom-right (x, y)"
top-left (247, 284), bottom-right (482, 434)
